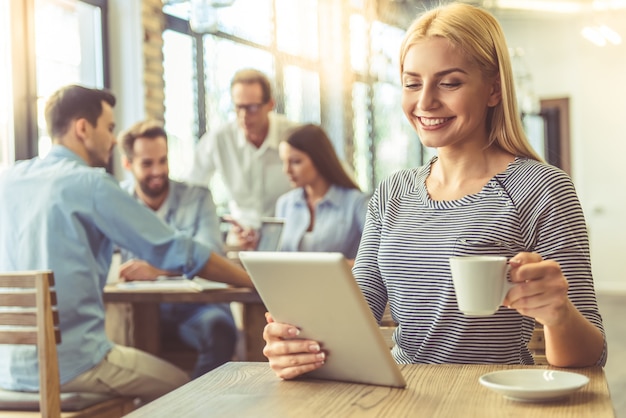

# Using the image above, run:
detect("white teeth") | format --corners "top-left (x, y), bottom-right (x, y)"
top-left (420, 117), bottom-right (448, 126)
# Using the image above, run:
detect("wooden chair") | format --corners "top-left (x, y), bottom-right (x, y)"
top-left (0, 271), bottom-right (136, 418)
top-left (379, 303), bottom-right (398, 350)
top-left (528, 322), bottom-right (547, 365)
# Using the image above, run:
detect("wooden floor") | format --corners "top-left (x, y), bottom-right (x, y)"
top-left (597, 292), bottom-right (626, 417)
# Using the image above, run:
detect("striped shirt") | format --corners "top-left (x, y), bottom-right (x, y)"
top-left (353, 156), bottom-right (606, 366)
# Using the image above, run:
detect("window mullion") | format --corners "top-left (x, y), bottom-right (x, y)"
top-left (10, 0), bottom-right (37, 161)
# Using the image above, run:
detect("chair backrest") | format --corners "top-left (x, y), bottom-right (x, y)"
top-left (0, 271), bottom-right (61, 418)
top-left (528, 322), bottom-right (547, 365)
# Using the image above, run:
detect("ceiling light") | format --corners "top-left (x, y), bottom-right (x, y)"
top-left (494, 0), bottom-right (583, 13)
top-left (581, 25), bottom-right (622, 46)
top-left (592, 0), bottom-right (626, 10)
top-left (188, 0), bottom-right (236, 34)
top-left (599, 25), bottom-right (622, 45)
top-left (582, 27), bottom-right (607, 46)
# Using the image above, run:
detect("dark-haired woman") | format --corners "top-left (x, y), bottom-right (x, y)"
top-left (276, 124), bottom-right (369, 262)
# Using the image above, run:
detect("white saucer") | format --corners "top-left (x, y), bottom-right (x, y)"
top-left (479, 369), bottom-right (589, 402)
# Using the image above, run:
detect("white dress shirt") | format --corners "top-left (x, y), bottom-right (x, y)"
top-left (186, 112), bottom-right (298, 228)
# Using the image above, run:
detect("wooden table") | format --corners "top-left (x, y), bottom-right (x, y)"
top-left (103, 285), bottom-right (267, 362)
top-left (124, 362), bottom-right (614, 418)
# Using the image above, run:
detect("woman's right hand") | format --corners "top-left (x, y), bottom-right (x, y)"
top-left (223, 215), bottom-right (259, 250)
top-left (263, 313), bottom-right (326, 380)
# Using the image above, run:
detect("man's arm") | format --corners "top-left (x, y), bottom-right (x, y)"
top-left (96, 175), bottom-right (240, 283)
top-left (169, 183), bottom-right (253, 287)
top-left (196, 252), bottom-right (253, 288)
top-left (119, 253), bottom-right (252, 288)
top-left (119, 259), bottom-right (175, 281)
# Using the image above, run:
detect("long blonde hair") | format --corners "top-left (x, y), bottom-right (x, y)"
top-left (399, 3), bottom-right (542, 161)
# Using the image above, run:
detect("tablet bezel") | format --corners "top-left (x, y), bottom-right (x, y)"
top-left (239, 251), bottom-right (406, 388)
top-left (256, 217), bottom-right (285, 251)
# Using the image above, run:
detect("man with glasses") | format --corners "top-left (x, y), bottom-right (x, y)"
top-left (186, 68), bottom-right (299, 241)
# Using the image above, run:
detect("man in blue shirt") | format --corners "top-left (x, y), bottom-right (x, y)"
top-left (118, 120), bottom-right (237, 378)
top-left (0, 85), bottom-right (252, 403)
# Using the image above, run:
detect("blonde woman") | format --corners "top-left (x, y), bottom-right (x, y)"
top-left (262, 2), bottom-right (606, 380)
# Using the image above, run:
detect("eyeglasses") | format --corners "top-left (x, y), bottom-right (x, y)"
top-left (233, 103), bottom-right (266, 114)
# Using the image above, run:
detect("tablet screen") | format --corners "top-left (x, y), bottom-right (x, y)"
top-left (239, 251), bottom-right (406, 388)
top-left (256, 218), bottom-right (284, 251)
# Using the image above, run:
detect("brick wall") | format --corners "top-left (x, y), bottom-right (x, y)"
top-left (142, 0), bottom-right (166, 121)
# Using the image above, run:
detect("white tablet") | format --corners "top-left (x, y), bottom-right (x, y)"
top-left (239, 251), bottom-right (406, 388)
top-left (256, 217), bottom-right (285, 251)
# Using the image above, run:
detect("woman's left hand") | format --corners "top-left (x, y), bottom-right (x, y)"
top-left (503, 252), bottom-right (572, 327)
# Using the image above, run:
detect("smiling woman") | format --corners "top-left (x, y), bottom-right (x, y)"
top-left (262, 2), bottom-right (607, 382)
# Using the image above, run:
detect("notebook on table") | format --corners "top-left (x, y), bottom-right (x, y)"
top-left (238, 251), bottom-right (406, 388)
top-left (113, 276), bottom-right (228, 291)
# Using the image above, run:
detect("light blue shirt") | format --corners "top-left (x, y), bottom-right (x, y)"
top-left (0, 145), bottom-right (212, 390)
top-left (275, 185), bottom-right (369, 259)
top-left (119, 179), bottom-right (225, 258)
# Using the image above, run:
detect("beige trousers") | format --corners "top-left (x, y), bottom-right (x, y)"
top-left (60, 345), bottom-right (190, 403)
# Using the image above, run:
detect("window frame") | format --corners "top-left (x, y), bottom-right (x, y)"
top-left (162, 0), bottom-right (425, 193)
top-left (8, 0), bottom-right (110, 162)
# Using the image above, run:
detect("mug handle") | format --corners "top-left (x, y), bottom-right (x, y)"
top-left (499, 265), bottom-right (514, 306)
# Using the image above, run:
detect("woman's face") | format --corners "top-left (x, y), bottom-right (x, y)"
top-left (401, 37), bottom-right (501, 152)
top-left (279, 142), bottom-right (321, 188)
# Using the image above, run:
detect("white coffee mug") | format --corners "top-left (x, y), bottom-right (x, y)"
top-left (449, 255), bottom-right (513, 316)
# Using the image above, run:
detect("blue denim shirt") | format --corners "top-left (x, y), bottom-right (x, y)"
top-left (275, 185), bottom-right (369, 259)
top-left (119, 179), bottom-right (225, 258)
top-left (0, 145), bottom-right (211, 390)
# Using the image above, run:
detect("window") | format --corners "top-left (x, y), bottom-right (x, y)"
top-left (34, 0), bottom-right (107, 157)
top-left (162, 0), bottom-right (425, 200)
top-left (202, 37), bottom-right (275, 131)
top-left (275, 0), bottom-right (318, 61)
top-left (373, 81), bottom-right (421, 184)
top-left (163, 29), bottom-right (196, 181)
top-left (0, 0), bottom-right (13, 171)
top-left (163, 0), bottom-right (324, 213)
top-left (350, 11), bottom-right (424, 191)
top-left (351, 82), bottom-right (371, 190)
top-left (3, 0), bottom-right (108, 164)
top-left (215, 0), bottom-right (273, 45)
top-left (283, 66), bottom-right (321, 124)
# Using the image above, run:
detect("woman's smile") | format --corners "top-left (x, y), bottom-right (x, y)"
top-left (418, 116), bottom-right (454, 129)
